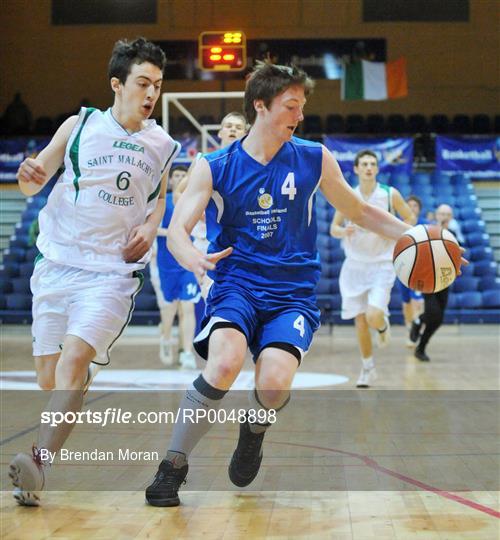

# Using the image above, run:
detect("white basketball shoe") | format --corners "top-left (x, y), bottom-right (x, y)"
top-left (179, 351), bottom-right (197, 370)
top-left (356, 365), bottom-right (377, 388)
top-left (160, 337), bottom-right (176, 367)
top-left (9, 447), bottom-right (46, 506)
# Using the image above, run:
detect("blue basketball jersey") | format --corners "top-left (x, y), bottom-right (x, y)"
top-left (156, 192), bottom-right (181, 270)
top-left (204, 136), bottom-right (323, 294)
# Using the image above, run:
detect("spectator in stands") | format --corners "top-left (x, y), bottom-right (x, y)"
top-left (399, 195), bottom-right (426, 344)
top-left (2, 92), bottom-right (32, 135)
top-left (151, 165), bottom-right (201, 369)
top-left (410, 203), bottom-right (463, 361)
top-left (435, 203), bottom-right (465, 244)
top-left (330, 150), bottom-right (416, 388)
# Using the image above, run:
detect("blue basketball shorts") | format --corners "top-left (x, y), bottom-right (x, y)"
top-left (398, 279), bottom-right (423, 303)
top-left (193, 281), bottom-right (320, 363)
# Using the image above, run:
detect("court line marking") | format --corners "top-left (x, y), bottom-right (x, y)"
top-left (226, 437), bottom-right (500, 519)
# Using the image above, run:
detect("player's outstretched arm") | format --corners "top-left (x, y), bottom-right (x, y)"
top-left (392, 188), bottom-right (416, 225)
top-left (319, 146), bottom-right (410, 241)
top-left (168, 157), bottom-right (232, 280)
top-left (17, 116), bottom-right (78, 196)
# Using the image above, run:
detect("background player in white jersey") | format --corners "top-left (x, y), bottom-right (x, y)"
top-left (330, 150), bottom-right (415, 388)
top-left (144, 63), bottom-right (422, 508)
top-left (9, 37), bottom-right (180, 506)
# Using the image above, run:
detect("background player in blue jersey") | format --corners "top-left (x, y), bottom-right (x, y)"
top-left (151, 165), bottom-right (201, 368)
top-left (145, 62), bottom-right (427, 507)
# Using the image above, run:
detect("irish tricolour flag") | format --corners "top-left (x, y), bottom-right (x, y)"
top-left (341, 58), bottom-right (408, 101)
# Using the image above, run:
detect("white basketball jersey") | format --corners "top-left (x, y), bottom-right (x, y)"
top-left (342, 183), bottom-right (395, 263)
top-left (37, 107), bottom-right (180, 274)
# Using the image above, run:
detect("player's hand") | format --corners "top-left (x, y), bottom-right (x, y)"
top-left (457, 247), bottom-right (469, 276)
top-left (123, 223), bottom-right (157, 263)
top-left (344, 224), bottom-right (356, 237)
top-left (16, 158), bottom-right (47, 186)
top-left (194, 247), bottom-right (233, 281)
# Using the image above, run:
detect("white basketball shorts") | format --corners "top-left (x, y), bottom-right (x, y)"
top-left (339, 258), bottom-right (396, 320)
top-left (30, 258), bottom-right (143, 364)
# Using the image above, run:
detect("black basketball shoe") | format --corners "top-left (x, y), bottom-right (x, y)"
top-left (228, 418), bottom-right (266, 487)
top-left (415, 347), bottom-right (430, 362)
top-left (145, 459), bottom-right (188, 507)
top-left (409, 319), bottom-right (422, 344)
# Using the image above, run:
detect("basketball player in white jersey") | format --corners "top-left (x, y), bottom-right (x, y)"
top-left (330, 150), bottom-right (416, 387)
top-left (9, 37), bottom-right (182, 506)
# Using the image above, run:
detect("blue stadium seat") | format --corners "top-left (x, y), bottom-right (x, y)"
top-left (391, 173), bottom-right (410, 185)
top-left (331, 247), bottom-right (345, 261)
top-left (452, 276), bottom-right (479, 293)
top-left (434, 195), bottom-right (456, 207)
top-left (321, 262), bottom-right (335, 278)
top-left (3, 248), bottom-right (25, 263)
top-left (330, 261), bottom-right (343, 276)
top-left (457, 291), bottom-right (483, 308)
top-left (481, 290), bottom-right (500, 308)
top-left (432, 172), bottom-right (452, 186)
top-left (411, 172), bottom-right (431, 185)
top-left (461, 219), bottom-right (486, 234)
top-left (411, 185), bottom-right (433, 197)
top-left (12, 277), bottom-right (31, 293)
top-left (6, 293), bottom-right (32, 310)
top-left (331, 294), bottom-right (342, 310)
top-left (317, 219), bottom-right (330, 234)
top-left (141, 279), bottom-right (155, 295)
top-left (473, 260), bottom-right (497, 277)
top-left (19, 262), bottom-right (34, 276)
top-left (459, 262), bottom-right (474, 276)
top-left (465, 232), bottom-right (490, 247)
top-left (134, 293), bottom-right (158, 311)
top-left (469, 246), bottom-right (493, 262)
top-left (0, 278), bottom-right (13, 294)
top-left (9, 235), bottom-right (30, 248)
top-left (447, 293), bottom-right (458, 309)
top-left (331, 278), bottom-right (340, 293)
top-left (455, 194), bottom-right (477, 208)
top-left (325, 114), bottom-right (344, 133)
top-left (478, 277), bottom-right (500, 291)
top-left (433, 185), bottom-right (454, 198)
top-left (459, 207), bottom-right (481, 221)
top-left (0, 262), bottom-right (20, 278)
top-left (24, 247), bottom-right (39, 262)
top-left (316, 279), bottom-right (332, 294)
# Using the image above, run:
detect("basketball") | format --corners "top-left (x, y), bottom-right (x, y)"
top-left (393, 224), bottom-right (461, 293)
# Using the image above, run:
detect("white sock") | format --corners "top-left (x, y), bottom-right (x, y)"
top-left (362, 357), bottom-right (374, 369)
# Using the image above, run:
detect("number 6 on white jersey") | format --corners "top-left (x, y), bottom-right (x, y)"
top-left (293, 314), bottom-right (305, 337)
top-left (281, 172), bottom-right (297, 201)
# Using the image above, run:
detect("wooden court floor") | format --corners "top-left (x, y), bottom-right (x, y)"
top-left (1, 323), bottom-right (499, 539)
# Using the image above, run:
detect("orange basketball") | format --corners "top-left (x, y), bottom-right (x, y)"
top-left (393, 224), bottom-right (462, 293)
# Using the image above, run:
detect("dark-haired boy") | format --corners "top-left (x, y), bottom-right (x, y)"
top-left (10, 37), bottom-right (180, 506)
top-left (145, 62), bottom-right (414, 507)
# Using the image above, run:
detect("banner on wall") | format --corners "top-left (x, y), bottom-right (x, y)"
top-left (436, 136), bottom-right (500, 178)
top-left (0, 139), bottom-right (50, 183)
top-left (323, 136), bottom-right (414, 176)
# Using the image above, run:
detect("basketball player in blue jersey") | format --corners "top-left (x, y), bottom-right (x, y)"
top-left (145, 62), bottom-right (421, 507)
top-left (10, 38), bottom-right (180, 506)
top-left (150, 165), bottom-right (201, 368)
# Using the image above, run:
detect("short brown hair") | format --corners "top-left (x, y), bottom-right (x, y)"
top-left (244, 61), bottom-right (315, 125)
top-left (354, 149), bottom-right (378, 166)
top-left (407, 195), bottom-right (422, 210)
